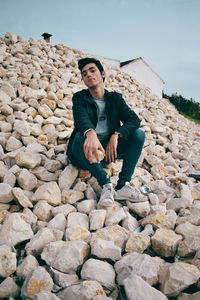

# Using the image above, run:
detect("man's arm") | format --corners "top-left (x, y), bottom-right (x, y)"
top-left (84, 130), bottom-right (105, 164)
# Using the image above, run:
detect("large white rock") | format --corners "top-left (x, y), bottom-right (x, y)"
top-left (58, 164), bottom-right (78, 190)
top-left (81, 258), bottom-right (116, 289)
top-left (21, 266), bottom-right (54, 299)
top-left (32, 182), bottom-right (61, 206)
top-left (15, 151), bottom-right (41, 168)
top-left (41, 240), bottom-right (89, 273)
top-left (17, 168), bottom-right (38, 190)
top-left (123, 274), bottom-right (168, 300)
top-left (91, 238), bottom-right (121, 261)
top-left (25, 227), bottom-right (63, 255)
top-left (0, 183), bottom-right (14, 203)
top-left (0, 213), bottom-right (33, 246)
top-left (115, 252), bottom-right (164, 286)
top-left (89, 209), bottom-right (106, 230)
top-left (16, 255), bottom-right (39, 279)
top-left (0, 277), bottom-right (20, 299)
top-left (0, 245), bottom-right (16, 277)
top-left (58, 280), bottom-right (106, 300)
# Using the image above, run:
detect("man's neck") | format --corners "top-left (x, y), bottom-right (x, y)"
top-left (88, 85), bottom-right (105, 99)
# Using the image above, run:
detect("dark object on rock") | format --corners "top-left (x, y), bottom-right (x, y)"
top-left (187, 174), bottom-right (200, 181)
top-left (41, 33), bottom-right (52, 43)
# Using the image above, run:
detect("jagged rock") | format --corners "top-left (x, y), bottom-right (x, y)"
top-left (159, 262), bottom-right (200, 297)
top-left (123, 274), bottom-right (168, 300)
top-left (89, 209), bottom-right (106, 230)
top-left (33, 200), bottom-right (52, 221)
top-left (51, 203), bottom-right (76, 216)
top-left (17, 168), bottom-right (38, 190)
top-left (32, 182), bottom-right (61, 206)
top-left (0, 277), bottom-right (20, 298)
top-left (81, 258), bottom-right (116, 289)
top-left (57, 280), bottom-right (106, 300)
top-left (21, 266), bottom-right (54, 299)
top-left (115, 252), bottom-right (164, 286)
top-left (25, 227), bottom-right (63, 255)
top-left (0, 183), bottom-right (14, 203)
top-left (178, 291), bottom-right (200, 300)
top-left (41, 240), bottom-right (89, 272)
top-left (62, 188), bottom-right (84, 204)
top-left (47, 213), bottom-right (66, 232)
top-left (127, 201), bottom-right (150, 217)
top-left (15, 151), bottom-right (41, 168)
top-left (91, 238), bottom-right (121, 260)
top-left (13, 187), bottom-right (33, 208)
top-left (58, 164), bottom-right (78, 190)
top-left (121, 207), bottom-right (139, 231)
top-left (50, 268), bottom-right (79, 288)
top-left (91, 225), bottom-right (129, 249)
top-left (77, 199), bottom-right (97, 214)
top-left (152, 228), bottom-right (183, 257)
top-left (33, 291), bottom-right (61, 300)
top-left (0, 212), bottom-right (33, 246)
top-left (0, 245), bottom-right (16, 277)
top-left (125, 232), bottom-right (151, 253)
top-left (16, 254), bottom-right (39, 279)
top-left (3, 170), bottom-right (16, 187)
top-left (104, 205), bottom-right (126, 226)
top-left (6, 136), bottom-right (22, 151)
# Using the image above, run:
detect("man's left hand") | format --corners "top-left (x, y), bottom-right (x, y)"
top-left (105, 134), bottom-right (119, 162)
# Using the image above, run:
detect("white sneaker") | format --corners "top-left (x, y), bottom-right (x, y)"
top-left (115, 182), bottom-right (147, 202)
top-left (98, 183), bottom-right (115, 207)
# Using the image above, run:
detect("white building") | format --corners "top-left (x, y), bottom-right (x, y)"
top-left (120, 57), bottom-right (164, 98)
top-left (96, 55), bottom-right (164, 98)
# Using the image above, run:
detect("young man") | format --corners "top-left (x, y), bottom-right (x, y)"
top-left (67, 57), bottom-right (145, 207)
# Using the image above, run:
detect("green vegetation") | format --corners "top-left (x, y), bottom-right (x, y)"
top-left (163, 92), bottom-right (200, 123)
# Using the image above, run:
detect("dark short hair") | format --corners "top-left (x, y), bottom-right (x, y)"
top-left (78, 57), bottom-right (104, 75)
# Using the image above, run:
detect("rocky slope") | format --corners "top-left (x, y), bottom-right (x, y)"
top-left (0, 32), bottom-right (200, 299)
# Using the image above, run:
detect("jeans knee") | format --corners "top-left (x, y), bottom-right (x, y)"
top-left (131, 129), bottom-right (145, 145)
top-left (72, 133), bottom-right (84, 152)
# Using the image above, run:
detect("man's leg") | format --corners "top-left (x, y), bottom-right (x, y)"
top-left (71, 133), bottom-right (115, 207)
top-left (116, 129), bottom-right (145, 189)
top-left (71, 133), bottom-right (110, 187)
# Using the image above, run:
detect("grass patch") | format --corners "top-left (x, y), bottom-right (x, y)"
top-left (180, 112), bottom-right (200, 125)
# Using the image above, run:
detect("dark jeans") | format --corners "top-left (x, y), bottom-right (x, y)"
top-left (71, 129), bottom-right (145, 187)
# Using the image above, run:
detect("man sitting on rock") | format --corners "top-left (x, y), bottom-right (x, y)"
top-left (67, 57), bottom-right (146, 207)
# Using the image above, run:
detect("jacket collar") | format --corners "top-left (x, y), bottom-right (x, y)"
top-left (84, 88), bottom-right (110, 103)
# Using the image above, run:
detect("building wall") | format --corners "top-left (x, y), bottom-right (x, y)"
top-left (121, 59), bottom-right (163, 98)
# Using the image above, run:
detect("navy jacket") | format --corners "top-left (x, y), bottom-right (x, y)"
top-left (67, 88), bottom-right (141, 164)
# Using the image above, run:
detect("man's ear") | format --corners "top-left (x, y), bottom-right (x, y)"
top-left (102, 70), bottom-right (105, 80)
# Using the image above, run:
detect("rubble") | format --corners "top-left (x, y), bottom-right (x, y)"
top-left (0, 32), bottom-right (200, 299)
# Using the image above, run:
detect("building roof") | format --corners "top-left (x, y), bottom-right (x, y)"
top-left (120, 57), bottom-right (164, 83)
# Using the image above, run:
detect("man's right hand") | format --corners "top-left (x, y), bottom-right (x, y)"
top-left (84, 130), bottom-right (105, 164)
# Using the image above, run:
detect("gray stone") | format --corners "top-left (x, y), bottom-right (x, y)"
top-left (0, 277), bottom-right (20, 298)
top-left (0, 183), bottom-right (14, 203)
top-left (81, 258), bottom-right (116, 289)
top-left (21, 266), bottom-right (54, 299)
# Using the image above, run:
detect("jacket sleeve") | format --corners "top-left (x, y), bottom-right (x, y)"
top-left (117, 94), bottom-right (141, 139)
top-left (72, 92), bottom-right (96, 137)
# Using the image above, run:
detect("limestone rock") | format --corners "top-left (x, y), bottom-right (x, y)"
top-left (91, 238), bottom-right (121, 261)
top-left (25, 227), bottom-right (63, 255)
top-left (0, 183), bottom-right (14, 203)
top-left (21, 266), bottom-right (54, 299)
top-left (0, 245), bottom-right (16, 277)
top-left (89, 209), bottom-right (106, 230)
top-left (16, 255), bottom-right (39, 279)
top-left (159, 262), bottom-right (200, 297)
top-left (115, 252), bottom-right (164, 286)
top-left (81, 258), bottom-right (116, 289)
top-left (0, 212), bottom-right (33, 246)
top-left (17, 168), bottom-right (38, 190)
top-left (0, 277), bottom-right (20, 298)
top-left (58, 164), bottom-right (78, 190)
top-left (15, 151), bottom-right (41, 168)
top-left (152, 228), bottom-right (183, 257)
top-left (41, 240), bottom-right (89, 273)
top-left (58, 280), bottom-right (106, 300)
top-left (123, 274), bottom-right (168, 300)
top-left (32, 182), bottom-right (61, 206)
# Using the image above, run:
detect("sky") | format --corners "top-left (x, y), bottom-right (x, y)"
top-left (0, 0), bottom-right (200, 102)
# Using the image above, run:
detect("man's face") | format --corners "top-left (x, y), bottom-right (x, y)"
top-left (81, 63), bottom-right (105, 88)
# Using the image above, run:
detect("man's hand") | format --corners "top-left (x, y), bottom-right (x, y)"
top-left (105, 134), bottom-right (119, 163)
top-left (84, 130), bottom-right (105, 164)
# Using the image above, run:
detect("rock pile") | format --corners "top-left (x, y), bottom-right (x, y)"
top-left (0, 32), bottom-right (200, 299)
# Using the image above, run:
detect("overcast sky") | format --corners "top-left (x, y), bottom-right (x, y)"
top-left (0, 0), bottom-right (200, 102)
